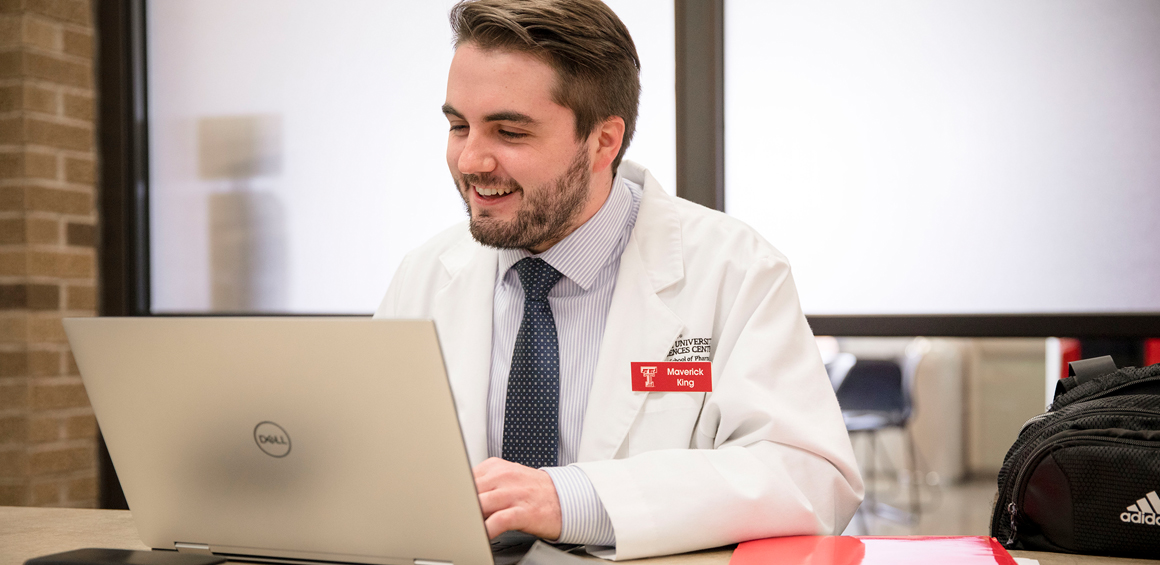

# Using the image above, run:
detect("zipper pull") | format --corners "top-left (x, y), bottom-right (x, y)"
top-left (1006, 502), bottom-right (1018, 546)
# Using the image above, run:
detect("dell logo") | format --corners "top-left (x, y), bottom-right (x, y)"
top-left (253, 421), bottom-right (291, 457)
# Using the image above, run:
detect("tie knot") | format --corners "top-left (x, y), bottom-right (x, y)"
top-left (513, 258), bottom-right (562, 303)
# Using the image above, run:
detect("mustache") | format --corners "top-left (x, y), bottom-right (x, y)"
top-left (460, 172), bottom-right (522, 191)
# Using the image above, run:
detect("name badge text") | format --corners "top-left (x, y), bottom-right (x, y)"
top-left (631, 362), bottom-right (713, 392)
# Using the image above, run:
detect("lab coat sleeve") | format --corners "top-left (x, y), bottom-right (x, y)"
top-left (574, 255), bottom-right (864, 560)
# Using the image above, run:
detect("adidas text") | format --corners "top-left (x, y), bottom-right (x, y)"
top-left (1121, 512), bottom-right (1160, 525)
top-left (1121, 491), bottom-right (1160, 525)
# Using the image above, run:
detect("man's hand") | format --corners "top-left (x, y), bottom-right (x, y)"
top-left (473, 457), bottom-right (562, 540)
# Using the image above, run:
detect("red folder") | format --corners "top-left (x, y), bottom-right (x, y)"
top-left (729, 536), bottom-right (1017, 565)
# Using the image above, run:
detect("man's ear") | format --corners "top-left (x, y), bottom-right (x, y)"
top-left (589, 116), bottom-right (626, 174)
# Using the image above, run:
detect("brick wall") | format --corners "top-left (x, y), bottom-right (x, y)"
top-left (0, 0), bottom-right (98, 508)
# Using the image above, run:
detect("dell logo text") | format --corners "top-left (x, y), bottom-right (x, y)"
top-left (254, 421), bottom-right (291, 457)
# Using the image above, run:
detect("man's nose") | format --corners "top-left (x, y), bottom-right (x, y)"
top-left (458, 133), bottom-right (497, 174)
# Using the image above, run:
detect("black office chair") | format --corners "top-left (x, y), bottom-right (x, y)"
top-left (828, 352), bottom-right (921, 525)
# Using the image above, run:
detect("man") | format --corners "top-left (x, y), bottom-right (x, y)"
top-left (375, 0), bottom-right (863, 559)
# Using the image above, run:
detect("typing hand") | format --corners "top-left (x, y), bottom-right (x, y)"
top-left (473, 457), bottom-right (562, 541)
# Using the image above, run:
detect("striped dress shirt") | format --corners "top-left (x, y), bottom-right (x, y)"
top-left (487, 172), bottom-right (642, 547)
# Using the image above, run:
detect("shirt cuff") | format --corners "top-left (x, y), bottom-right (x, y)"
top-left (542, 465), bottom-right (616, 547)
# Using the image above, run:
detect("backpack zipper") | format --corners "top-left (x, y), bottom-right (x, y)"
top-left (1018, 407), bottom-right (1160, 436)
top-left (1019, 412), bottom-right (1052, 434)
top-left (1003, 407), bottom-right (1160, 508)
top-left (1006, 502), bottom-right (1018, 545)
top-left (1051, 375), bottom-right (1160, 411)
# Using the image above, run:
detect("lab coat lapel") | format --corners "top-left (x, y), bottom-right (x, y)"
top-left (578, 171), bottom-right (686, 462)
top-left (431, 238), bottom-right (497, 466)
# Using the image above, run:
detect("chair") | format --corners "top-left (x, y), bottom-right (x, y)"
top-left (828, 349), bottom-right (922, 525)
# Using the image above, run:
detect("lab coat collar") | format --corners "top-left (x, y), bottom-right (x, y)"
top-left (434, 236), bottom-right (497, 465)
top-left (577, 160), bottom-right (688, 462)
top-left (618, 161), bottom-right (685, 293)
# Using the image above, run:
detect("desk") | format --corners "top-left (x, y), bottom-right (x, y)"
top-left (1, 506), bottom-right (1155, 565)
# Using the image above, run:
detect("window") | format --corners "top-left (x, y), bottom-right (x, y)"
top-left (147, 0), bottom-right (674, 313)
top-left (725, 0), bottom-right (1160, 316)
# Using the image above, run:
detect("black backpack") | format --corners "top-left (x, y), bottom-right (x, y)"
top-left (991, 357), bottom-right (1160, 558)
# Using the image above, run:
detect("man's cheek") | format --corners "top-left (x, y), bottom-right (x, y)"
top-left (446, 144), bottom-right (463, 175)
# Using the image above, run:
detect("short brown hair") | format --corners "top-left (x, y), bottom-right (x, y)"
top-left (450, 0), bottom-right (641, 171)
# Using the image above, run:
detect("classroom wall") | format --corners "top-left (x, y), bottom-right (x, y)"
top-left (0, 0), bottom-right (100, 507)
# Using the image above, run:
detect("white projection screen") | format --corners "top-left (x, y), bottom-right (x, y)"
top-left (726, 1), bottom-right (1160, 334)
top-left (146, 0), bottom-right (674, 314)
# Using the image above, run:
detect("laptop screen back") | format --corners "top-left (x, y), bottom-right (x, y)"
top-left (65, 317), bottom-right (493, 565)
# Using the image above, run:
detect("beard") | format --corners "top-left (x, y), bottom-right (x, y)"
top-left (454, 148), bottom-right (591, 250)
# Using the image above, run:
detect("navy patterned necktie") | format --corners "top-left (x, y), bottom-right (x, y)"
top-left (502, 257), bottom-right (564, 468)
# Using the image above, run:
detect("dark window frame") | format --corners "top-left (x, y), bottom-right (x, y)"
top-left (95, 0), bottom-right (149, 510)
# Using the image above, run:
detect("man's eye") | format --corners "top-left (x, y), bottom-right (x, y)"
top-left (499, 130), bottom-right (528, 139)
top-left (449, 125), bottom-right (467, 134)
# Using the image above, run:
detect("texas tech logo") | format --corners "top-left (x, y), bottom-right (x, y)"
top-left (1121, 491), bottom-right (1160, 525)
top-left (641, 366), bottom-right (657, 388)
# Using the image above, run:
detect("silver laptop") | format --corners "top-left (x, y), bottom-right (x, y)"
top-left (65, 317), bottom-right (496, 565)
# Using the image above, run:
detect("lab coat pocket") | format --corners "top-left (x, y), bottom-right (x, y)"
top-left (626, 392), bottom-right (705, 456)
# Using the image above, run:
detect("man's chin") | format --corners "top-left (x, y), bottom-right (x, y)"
top-left (469, 217), bottom-right (539, 250)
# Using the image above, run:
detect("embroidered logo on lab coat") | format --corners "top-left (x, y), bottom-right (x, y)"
top-left (666, 336), bottom-right (712, 362)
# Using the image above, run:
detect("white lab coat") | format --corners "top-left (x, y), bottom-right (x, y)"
top-left (374, 161), bottom-right (863, 560)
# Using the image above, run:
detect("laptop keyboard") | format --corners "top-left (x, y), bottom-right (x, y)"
top-left (489, 531), bottom-right (585, 565)
top-left (490, 531), bottom-right (537, 552)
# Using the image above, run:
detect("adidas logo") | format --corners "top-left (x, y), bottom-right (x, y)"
top-left (1121, 491), bottom-right (1160, 525)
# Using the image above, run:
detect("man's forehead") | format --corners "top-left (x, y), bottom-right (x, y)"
top-left (445, 43), bottom-right (565, 118)
top-left (449, 43), bottom-right (555, 81)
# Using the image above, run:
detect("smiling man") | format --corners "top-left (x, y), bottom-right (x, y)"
top-left (375, 0), bottom-right (863, 559)
top-left (441, 41), bottom-right (615, 253)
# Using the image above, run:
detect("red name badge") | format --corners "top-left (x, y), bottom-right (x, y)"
top-left (631, 362), bottom-right (713, 392)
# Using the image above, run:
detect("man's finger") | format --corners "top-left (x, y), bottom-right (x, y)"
top-left (484, 507), bottom-right (525, 539)
top-left (473, 457), bottom-right (516, 491)
top-left (473, 457), bottom-right (498, 476)
top-left (474, 472), bottom-right (498, 494)
top-left (472, 459), bottom-right (505, 492)
top-left (477, 488), bottom-right (517, 518)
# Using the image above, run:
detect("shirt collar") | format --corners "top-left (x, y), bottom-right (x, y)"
top-left (497, 171), bottom-right (634, 291)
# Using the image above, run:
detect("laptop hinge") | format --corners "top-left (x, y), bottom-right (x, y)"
top-left (414, 560), bottom-right (451, 565)
top-left (174, 543), bottom-right (213, 555)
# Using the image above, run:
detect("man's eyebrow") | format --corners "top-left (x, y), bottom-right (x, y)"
top-left (442, 104), bottom-right (463, 119)
top-left (441, 104), bottom-right (537, 126)
top-left (484, 111), bottom-right (537, 125)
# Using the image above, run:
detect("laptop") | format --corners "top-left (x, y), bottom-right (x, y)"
top-left (65, 317), bottom-right (509, 565)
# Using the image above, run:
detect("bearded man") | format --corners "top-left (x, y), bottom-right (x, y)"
top-left (375, 0), bottom-right (863, 559)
